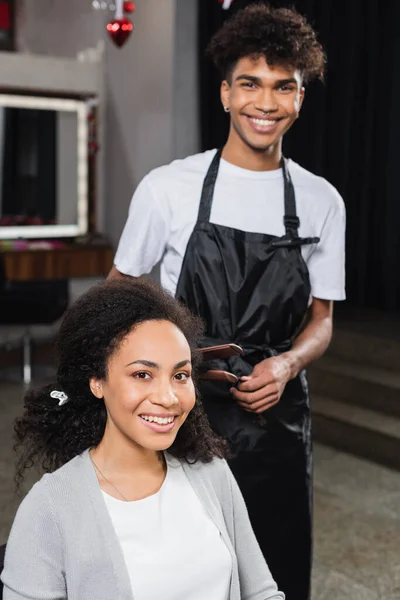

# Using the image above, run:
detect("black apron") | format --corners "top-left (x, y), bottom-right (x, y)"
top-left (175, 149), bottom-right (319, 600)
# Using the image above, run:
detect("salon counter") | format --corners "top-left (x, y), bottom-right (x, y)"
top-left (0, 241), bottom-right (113, 281)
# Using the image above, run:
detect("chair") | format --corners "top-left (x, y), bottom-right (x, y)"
top-left (0, 258), bottom-right (69, 384)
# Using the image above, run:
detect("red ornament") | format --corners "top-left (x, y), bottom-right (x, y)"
top-left (106, 17), bottom-right (134, 48)
top-left (123, 1), bottom-right (136, 13)
top-left (0, 3), bottom-right (11, 29)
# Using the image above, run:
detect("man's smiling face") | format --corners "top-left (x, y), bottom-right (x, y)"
top-left (221, 56), bottom-right (304, 153)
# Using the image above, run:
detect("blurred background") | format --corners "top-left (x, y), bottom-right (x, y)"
top-left (0, 2), bottom-right (399, 599)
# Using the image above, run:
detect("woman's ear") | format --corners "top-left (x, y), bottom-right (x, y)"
top-left (89, 378), bottom-right (103, 399)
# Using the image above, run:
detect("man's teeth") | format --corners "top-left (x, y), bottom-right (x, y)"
top-left (140, 415), bottom-right (175, 425)
top-left (251, 118), bottom-right (276, 126)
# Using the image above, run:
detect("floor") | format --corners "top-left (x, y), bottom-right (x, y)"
top-left (312, 444), bottom-right (400, 599)
top-left (0, 380), bottom-right (399, 599)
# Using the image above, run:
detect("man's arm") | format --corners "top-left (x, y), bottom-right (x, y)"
top-left (282, 297), bottom-right (333, 377)
top-left (110, 175), bottom-right (171, 281)
top-left (231, 298), bottom-right (333, 413)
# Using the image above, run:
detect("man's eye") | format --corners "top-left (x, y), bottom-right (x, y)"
top-left (133, 372), bottom-right (151, 379)
top-left (242, 82), bottom-right (256, 89)
top-left (279, 85), bottom-right (295, 92)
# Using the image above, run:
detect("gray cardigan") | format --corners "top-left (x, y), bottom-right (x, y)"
top-left (1, 450), bottom-right (284, 600)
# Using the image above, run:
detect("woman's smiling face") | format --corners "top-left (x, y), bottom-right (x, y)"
top-left (90, 319), bottom-right (196, 452)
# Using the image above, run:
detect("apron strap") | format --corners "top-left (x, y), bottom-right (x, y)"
top-left (281, 158), bottom-right (300, 238)
top-left (197, 149), bottom-right (223, 224)
top-left (197, 150), bottom-right (301, 240)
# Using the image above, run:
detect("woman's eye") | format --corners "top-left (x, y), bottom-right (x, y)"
top-left (133, 371), bottom-right (151, 380)
top-left (174, 372), bottom-right (191, 382)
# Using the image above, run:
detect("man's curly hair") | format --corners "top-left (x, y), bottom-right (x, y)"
top-left (14, 278), bottom-right (227, 489)
top-left (207, 3), bottom-right (325, 84)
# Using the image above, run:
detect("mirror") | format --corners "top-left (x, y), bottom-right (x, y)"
top-left (0, 94), bottom-right (88, 239)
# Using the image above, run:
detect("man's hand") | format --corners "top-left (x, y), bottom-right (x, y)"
top-left (107, 266), bottom-right (132, 280)
top-left (230, 355), bottom-right (293, 414)
top-left (231, 298), bottom-right (333, 414)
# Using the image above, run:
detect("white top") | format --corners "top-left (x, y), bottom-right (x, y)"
top-left (102, 455), bottom-right (232, 600)
top-left (115, 149), bottom-right (346, 301)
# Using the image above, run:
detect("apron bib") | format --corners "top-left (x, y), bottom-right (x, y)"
top-left (176, 149), bottom-right (319, 600)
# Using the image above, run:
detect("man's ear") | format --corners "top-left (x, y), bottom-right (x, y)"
top-left (299, 86), bottom-right (305, 110)
top-left (89, 378), bottom-right (103, 399)
top-left (221, 80), bottom-right (231, 113)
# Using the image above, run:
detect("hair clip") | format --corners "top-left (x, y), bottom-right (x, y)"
top-left (50, 390), bottom-right (69, 407)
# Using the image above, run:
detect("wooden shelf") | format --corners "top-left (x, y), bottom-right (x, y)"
top-left (1, 244), bottom-right (113, 281)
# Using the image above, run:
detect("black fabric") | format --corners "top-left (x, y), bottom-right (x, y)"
top-left (198, 0), bottom-right (400, 310)
top-left (0, 543), bottom-right (5, 598)
top-left (176, 150), bottom-right (315, 600)
top-left (0, 278), bottom-right (69, 325)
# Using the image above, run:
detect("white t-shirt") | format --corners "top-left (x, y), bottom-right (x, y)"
top-left (102, 455), bottom-right (232, 600)
top-left (115, 149), bottom-right (346, 301)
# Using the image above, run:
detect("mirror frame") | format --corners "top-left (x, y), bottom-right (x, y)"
top-left (0, 93), bottom-right (88, 240)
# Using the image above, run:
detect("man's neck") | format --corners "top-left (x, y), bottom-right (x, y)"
top-left (221, 134), bottom-right (282, 171)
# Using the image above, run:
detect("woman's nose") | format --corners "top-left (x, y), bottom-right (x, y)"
top-left (153, 382), bottom-right (179, 407)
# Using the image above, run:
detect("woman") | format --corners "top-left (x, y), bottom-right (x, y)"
top-left (1, 278), bottom-right (284, 600)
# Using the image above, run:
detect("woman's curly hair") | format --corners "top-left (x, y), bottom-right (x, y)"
top-left (207, 3), bottom-right (326, 84)
top-left (14, 277), bottom-right (228, 488)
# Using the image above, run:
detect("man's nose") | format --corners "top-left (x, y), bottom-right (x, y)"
top-left (255, 89), bottom-right (279, 113)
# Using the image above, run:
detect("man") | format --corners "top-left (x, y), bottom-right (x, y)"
top-left (109, 5), bottom-right (345, 600)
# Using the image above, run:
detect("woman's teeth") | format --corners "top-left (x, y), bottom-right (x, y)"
top-left (251, 117), bottom-right (277, 126)
top-left (140, 415), bottom-right (175, 425)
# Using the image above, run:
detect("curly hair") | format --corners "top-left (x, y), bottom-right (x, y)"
top-left (207, 3), bottom-right (326, 84)
top-left (14, 277), bottom-right (228, 489)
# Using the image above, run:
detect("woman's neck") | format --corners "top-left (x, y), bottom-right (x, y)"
top-left (90, 427), bottom-right (164, 477)
top-left (90, 436), bottom-right (166, 502)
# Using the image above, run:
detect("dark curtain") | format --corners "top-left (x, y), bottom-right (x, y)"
top-left (1, 108), bottom-right (57, 222)
top-left (199, 0), bottom-right (400, 311)
top-left (37, 110), bottom-right (57, 221)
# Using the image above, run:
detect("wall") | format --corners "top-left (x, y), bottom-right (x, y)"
top-left (16, 0), bottom-right (104, 57)
top-left (0, 0), bottom-right (199, 350)
top-left (104, 0), bottom-right (200, 245)
top-left (16, 0), bottom-right (200, 246)
top-left (173, 0), bottom-right (199, 161)
top-left (104, 0), bottom-right (176, 245)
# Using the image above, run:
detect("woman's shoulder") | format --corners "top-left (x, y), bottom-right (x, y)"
top-left (21, 449), bottom-right (92, 505)
top-left (169, 454), bottom-right (229, 475)
top-left (174, 455), bottom-right (233, 498)
top-left (9, 450), bottom-right (94, 539)
top-left (50, 448), bottom-right (91, 476)
top-left (188, 456), bottom-right (230, 477)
